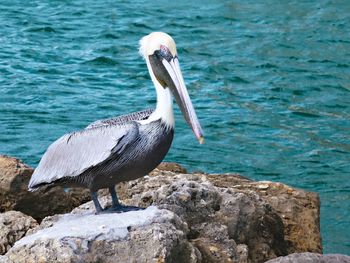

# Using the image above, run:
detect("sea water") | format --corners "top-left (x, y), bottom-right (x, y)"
top-left (0, 0), bottom-right (349, 254)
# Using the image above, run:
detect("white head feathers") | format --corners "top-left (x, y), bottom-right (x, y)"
top-left (139, 32), bottom-right (177, 59)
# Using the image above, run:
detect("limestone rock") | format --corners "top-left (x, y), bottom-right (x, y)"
top-left (76, 172), bottom-right (288, 262)
top-left (206, 174), bottom-right (322, 253)
top-left (0, 211), bottom-right (37, 255)
top-left (0, 155), bottom-right (33, 211)
top-left (0, 155), bottom-right (91, 221)
top-left (265, 252), bottom-right (350, 263)
top-left (0, 255), bottom-right (8, 263)
top-left (153, 162), bottom-right (188, 174)
top-left (98, 170), bottom-right (321, 262)
top-left (6, 207), bottom-right (197, 263)
top-left (0, 156), bottom-right (325, 262)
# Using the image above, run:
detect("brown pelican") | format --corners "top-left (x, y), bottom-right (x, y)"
top-left (28, 32), bottom-right (204, 213)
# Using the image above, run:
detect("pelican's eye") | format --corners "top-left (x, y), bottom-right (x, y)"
top-left (159, 45), bottom-right (173, 62)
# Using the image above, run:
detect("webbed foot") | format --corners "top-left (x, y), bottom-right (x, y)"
top-left (91, 186), bottom-right (144, 214)
top-left (96, 205), bottom-right (144, 214)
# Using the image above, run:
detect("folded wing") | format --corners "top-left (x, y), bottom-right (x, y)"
top-left (28, 122), bottom-right (139, 190)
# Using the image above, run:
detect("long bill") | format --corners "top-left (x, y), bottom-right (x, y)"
top-left (162, 57), bottom-right (204, 144)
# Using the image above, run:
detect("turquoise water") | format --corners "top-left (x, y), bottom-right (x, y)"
top-left (0, 0), bottom-right (349, 254)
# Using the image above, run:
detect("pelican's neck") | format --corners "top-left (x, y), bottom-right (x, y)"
top-left (140, 59), bottom-right (174, 127)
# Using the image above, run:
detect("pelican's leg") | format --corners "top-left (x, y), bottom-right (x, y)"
top-left (91, 191), bottom-right (103, 214)
top-left (103, 186), bottom-right (144, 213)
top-left (109, 186), bottom-right (121, 208)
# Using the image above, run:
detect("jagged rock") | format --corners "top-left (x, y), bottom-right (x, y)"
top-left (72, 173), bottom-right (288, 262)
top-left (0, 156), bottom-right (326, 262)
top-left (0, 155), bottom-right (91, 221)
top-left (98, 171), bottom-right (321, 262)
top-left (206, 174), bottom-right (322, 253)
top-left (153, 162), bottom-right (188, 174)
top-left (6, 207), bottom-right (198, 263)
top-left (265, 252), bottom-right (350, 263)
top-left (0, 211), bottom-right (37, 255)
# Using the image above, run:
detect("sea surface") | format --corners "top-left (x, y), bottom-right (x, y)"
top-left (0, 0), bottom-right (349, 254)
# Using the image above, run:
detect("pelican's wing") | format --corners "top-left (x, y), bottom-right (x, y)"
top-left (86, 109), bottom-right (154, 129)
top-left (28, 122), bottom-right (139, 190)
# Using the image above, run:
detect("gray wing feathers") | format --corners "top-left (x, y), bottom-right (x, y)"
top-left (28, 122), bottom-right (139, 190)
top-left (86, 109), bottom-right (153, 129)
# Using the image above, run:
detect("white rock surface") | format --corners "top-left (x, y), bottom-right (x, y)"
top-left (7, 206), bottom-right (197, 263)
top-left (15, 206), bottom-right (161, 247)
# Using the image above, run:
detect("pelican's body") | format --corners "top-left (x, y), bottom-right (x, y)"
top-left (29, 32), bottom-right (203, 213)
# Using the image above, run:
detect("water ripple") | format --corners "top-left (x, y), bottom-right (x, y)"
top-left (0, 0), bottom-right (349, 254)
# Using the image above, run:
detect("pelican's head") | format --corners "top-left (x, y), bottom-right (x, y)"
top-left (139, 32), bottom-right (177, 59)
top-left (139, 32), bottom-right (204, 144)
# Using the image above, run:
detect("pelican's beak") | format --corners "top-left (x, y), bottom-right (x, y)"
top-left (149, 50), bottom-right (204, 144)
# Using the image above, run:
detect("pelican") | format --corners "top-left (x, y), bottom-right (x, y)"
top-left (28, 32), bottom-right (204, 213)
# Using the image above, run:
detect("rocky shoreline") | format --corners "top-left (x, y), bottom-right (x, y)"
top-left (0, 155), bottom-right (349, 262)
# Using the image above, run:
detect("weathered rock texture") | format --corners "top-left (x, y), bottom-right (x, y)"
top-left (0, 155), bottom-right (90, 221)
top-left (0, 211), bottom-right (37, 255)
top-left (114, 170), bottom-right (322, 258)
top-left (205, 174), bottom-right (322, 254)
top-left (6, 207), bottom-right (198, 263)
top-left (74, 172), bottom-right (292, 262)
top-left (156, 162), bottom-right (188, 173)
top-left (0, 156), bottom-right (325, 263)
top-left (265, 252), bottom-right (350, 263)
